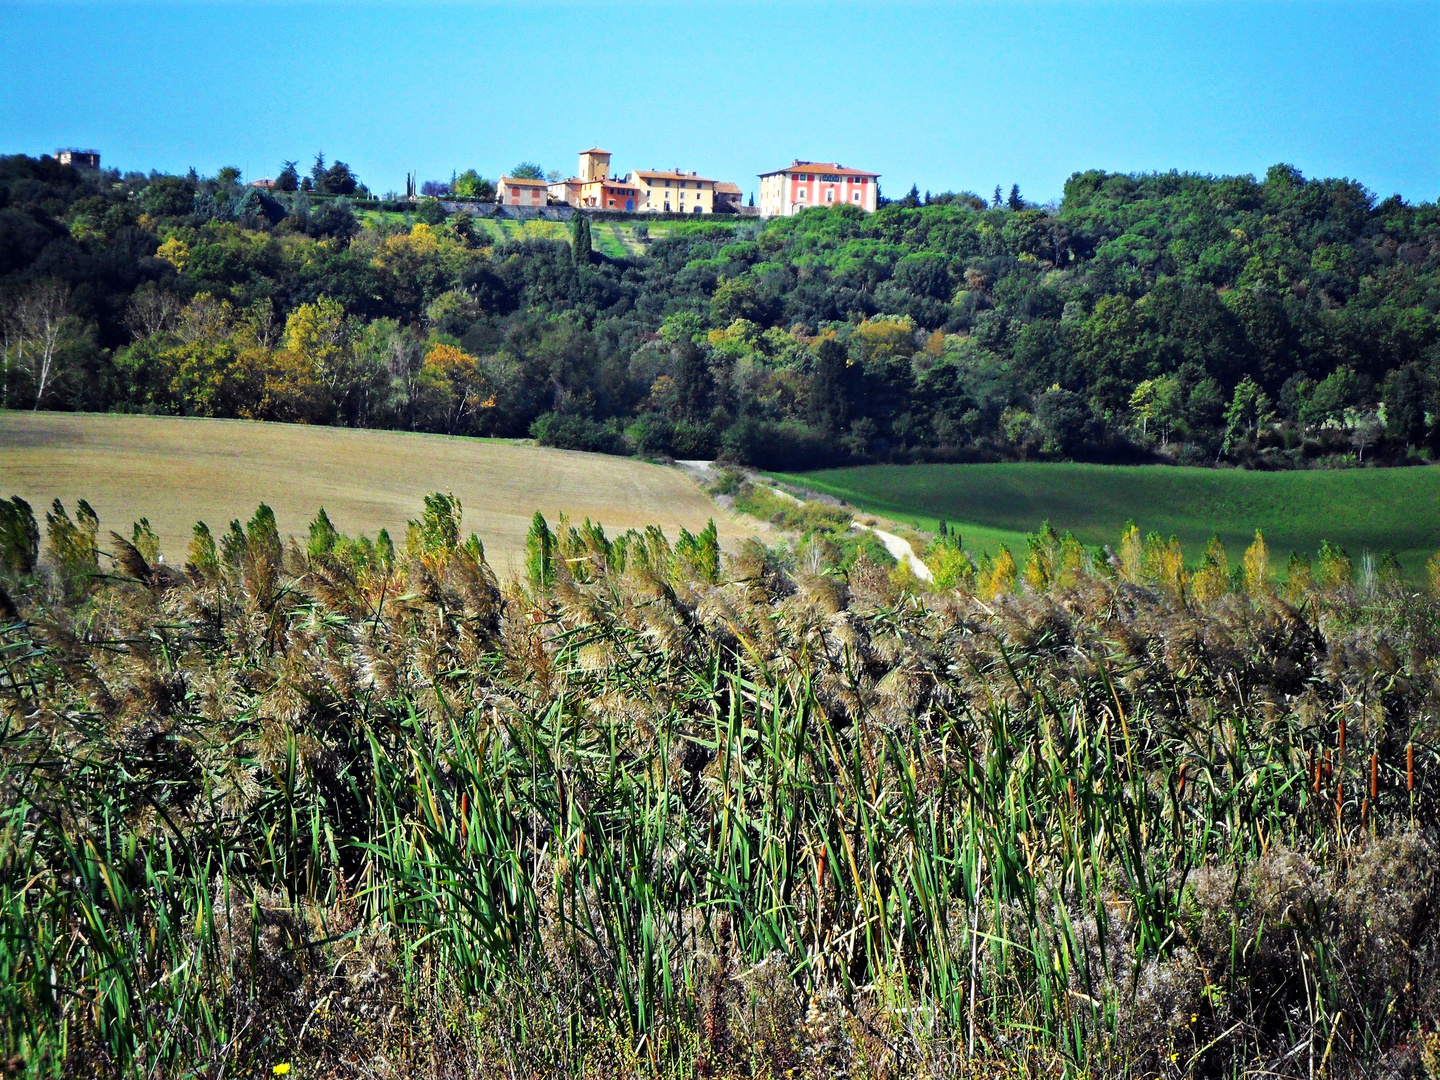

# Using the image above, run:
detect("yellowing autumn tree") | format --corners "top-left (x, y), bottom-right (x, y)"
top-left (283, 296), bottom-right (349, 396)
top-left (156, 237), bottom-right (190, 271)
top-left (418, 342), bottom-right (492, 435)
top-left (851, 316), bottom-right (917, 362)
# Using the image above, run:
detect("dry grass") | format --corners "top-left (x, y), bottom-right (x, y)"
top-left (0, 411), bottom-right (752, 574)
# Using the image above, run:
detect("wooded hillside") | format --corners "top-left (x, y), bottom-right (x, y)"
top-left (2, 154), bottom-right (1437, 469)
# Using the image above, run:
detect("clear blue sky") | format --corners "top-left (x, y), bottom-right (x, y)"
top-left (2, 1), bottom-right (1437, 204)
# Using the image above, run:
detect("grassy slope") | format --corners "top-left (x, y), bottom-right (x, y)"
top-left (355, 211), bottom-right (724, 255)
top-left (772, 461), bottom-right (1440, 572)
top-left (1, 411), bottom-right (752, 575)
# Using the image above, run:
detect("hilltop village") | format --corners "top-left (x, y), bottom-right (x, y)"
top-left (496, 147), bottom-right (879, 217)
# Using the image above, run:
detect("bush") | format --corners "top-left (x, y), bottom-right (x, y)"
top-left (721, 417), bottom-right (836, 471)
top-left (668, 419), bottom-right (719, 459)
top-left (530, 411), bottom-right (626, 455)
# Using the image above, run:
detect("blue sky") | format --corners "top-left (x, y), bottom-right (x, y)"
top-left (2, 1), bottom-right (1437, 204)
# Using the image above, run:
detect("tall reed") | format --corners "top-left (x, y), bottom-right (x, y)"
top-left (0, 499), bottom-right (1436, 1077)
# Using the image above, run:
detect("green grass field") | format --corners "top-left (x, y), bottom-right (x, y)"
top-left (771, 462), bottom-right (1440, 573)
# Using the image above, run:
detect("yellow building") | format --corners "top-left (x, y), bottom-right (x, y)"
top-left (632, 170), bottom-right (717, 214)
top-left (548, 150), bottom-right (725, 214)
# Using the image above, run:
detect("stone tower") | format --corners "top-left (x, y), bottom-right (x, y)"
top-left (578, 148), bottom-right (611, 183)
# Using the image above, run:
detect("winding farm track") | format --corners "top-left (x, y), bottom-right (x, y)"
top-left (0, 412), bottom-right (755, 576)
top-left (865, 526), bottom-right (933, 581)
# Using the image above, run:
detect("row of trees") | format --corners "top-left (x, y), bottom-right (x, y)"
top-left (271, 153), bottom-right (365, 195)
top-left (419, 163), bottom-right (548, 200)
top-left (1, 151), bottom-right (1437, 469)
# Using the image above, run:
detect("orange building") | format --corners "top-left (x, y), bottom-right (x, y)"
top-left (497, 175), bottom-right (548, 207)
top-left (549, 149), bottom-right (643, 211)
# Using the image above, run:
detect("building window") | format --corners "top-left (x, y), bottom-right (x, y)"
top-left (826, 190), bottom-right (834, 202)
top-left (853, 192), bottom-right (861, 201)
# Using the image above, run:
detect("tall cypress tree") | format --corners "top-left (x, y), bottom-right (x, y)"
top-left (672, 338), bottom-right (712, 423)
top-left (807, 337), bottom-right (853, 435)
top-left (571, 215), bottom-right (592, 265)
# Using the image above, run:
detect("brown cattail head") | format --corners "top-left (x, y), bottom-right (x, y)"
top-left (1408, 743), bottom-right (1416, 793)
top-left (1338, 716), bottom-right (1346, 757)
top-left (1324, 749), bottom-right (1333, 783)
top-left (1371, 752), bottom-right (1379, 801)
top-left (1362, 797), bottom-right (1370, 830)
top-left (1177, 762), bottom-right (1187, 800)
top-left (1314, 756), bottom-right (1323, 795)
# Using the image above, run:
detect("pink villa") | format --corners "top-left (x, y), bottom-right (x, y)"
top-left (757, 161), bottom-right (879, 218)
top-left (497, 175), bottom-right (549, 207)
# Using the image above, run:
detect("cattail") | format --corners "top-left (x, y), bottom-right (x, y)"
top-left (1408, 742), bottom-right (1415, 793)
top-left (1177, 762), bottom-right (1187, 800)
top-left (459, 791), bottom-right (469, 844)
top-left (1324, 749), bottom-right (1333, 783)
top-left (1361, 797), bottom-right (1370, 830)
top-left (1370, 752), bottom-right (1378, 802)
top-left (1337, 716), bottom-right (1346, 760)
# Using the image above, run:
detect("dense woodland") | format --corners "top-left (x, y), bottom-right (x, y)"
top-left (2, 152), bottom-right (1438, 469)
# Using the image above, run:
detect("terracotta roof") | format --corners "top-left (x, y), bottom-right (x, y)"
top-left (634, 170), bottom-right (717, 183)
top-left (579, 147), bottom-right (611, 155)
top-left (715, 182), bottom-right (743, 195)
top-left (758, 160), bottom-right (880, 179)
top-left (499, 175), bottom-right (549, 186)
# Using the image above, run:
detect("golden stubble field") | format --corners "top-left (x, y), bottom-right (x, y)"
top-left (0, 412), bottom-right (753, 577)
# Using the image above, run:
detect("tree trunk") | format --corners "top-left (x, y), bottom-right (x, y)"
top-left (17, 281), bottom-right (70, 410)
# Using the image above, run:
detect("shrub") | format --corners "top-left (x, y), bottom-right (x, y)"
top-left (530, 411), bottom-right (627, 455)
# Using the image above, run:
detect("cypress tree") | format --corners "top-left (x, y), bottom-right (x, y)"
top-left (571, 215), bottom-right (592, 265)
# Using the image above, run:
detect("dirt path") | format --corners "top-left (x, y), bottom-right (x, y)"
top-left (865, 526), bottom-right (934, 581)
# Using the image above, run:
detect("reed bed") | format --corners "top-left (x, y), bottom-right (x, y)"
top-left (0, 493), bottom-right (1437, 1079)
